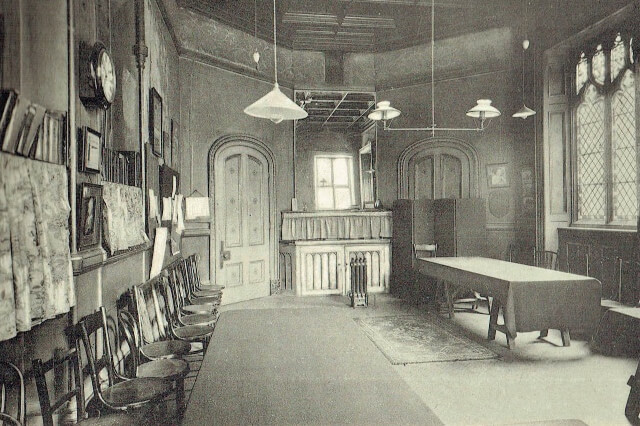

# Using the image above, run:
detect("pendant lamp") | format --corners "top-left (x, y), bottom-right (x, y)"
top-left (368, 0), bottom-right (499, 135)
top-left (512, 39), bottom-right (536, 119)
top-left (244, 0), bottom-right (308, 123)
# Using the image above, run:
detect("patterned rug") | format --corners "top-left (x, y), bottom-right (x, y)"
top-left (354, 315), bottom-right (499, 364)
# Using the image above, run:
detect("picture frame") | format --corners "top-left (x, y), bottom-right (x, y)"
top-left (149, 88), bottom-right (163, 157)
top-left (486, 163), bottom-right (510, 188)
top-left (80, 126), bottom-right (102, 173)
top-left (171, 119), bottom-right (179, 170)
top-left (163, 130), bottom-right (171, 167)
top-left (77, 182), bottom-right (103, 251)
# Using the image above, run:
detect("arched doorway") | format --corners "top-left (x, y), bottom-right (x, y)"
top-left (397, 137), bottom-right (479, 199)
top-left (209, 135), bottom-right (277, 305)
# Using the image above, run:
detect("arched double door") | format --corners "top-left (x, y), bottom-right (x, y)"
top-left (398, 138), bottom-right (479, 200)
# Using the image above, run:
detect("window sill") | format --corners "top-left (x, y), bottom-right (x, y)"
top-left (559, 226), bottom-right (637, 234)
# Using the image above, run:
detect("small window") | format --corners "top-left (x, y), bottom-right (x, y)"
top-left (314, 154), bottom-right (356, 210)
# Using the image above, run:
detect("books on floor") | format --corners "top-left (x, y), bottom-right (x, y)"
top-left (0, 89), bottom-right (67, 165)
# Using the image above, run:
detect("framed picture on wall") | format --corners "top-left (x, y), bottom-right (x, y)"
top-left (487, 163), bottom-right (510, 188)
top-left (149, 88), bottom-right (163, 157)
top-left (171, 119), bottom-right (179, 170)
top-left (163, 130), bottom-right (171, 167)
top-left (79, 126), bottom-right (102, 173)
top-left (77, 182), bottom-right (103, 251)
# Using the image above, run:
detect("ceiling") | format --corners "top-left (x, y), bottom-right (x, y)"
top-left (176, 0), bottom-right (517, 53)
top-left (294, 90), bottom-right (375, 132)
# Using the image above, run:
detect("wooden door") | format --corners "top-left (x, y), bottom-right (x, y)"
top-left (214, 145), bottom-right (271, 304)
top-left (408, 149), bottom-right (468, 199)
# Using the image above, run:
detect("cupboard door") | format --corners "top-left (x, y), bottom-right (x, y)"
top-left (344, 243), bottom-right (391, 294)
top-left (297, 245), bottom-right (344, 295)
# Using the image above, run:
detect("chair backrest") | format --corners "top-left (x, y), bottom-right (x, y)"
top-left (536, 250), bottom-right (558, 270)
top-left (413, 244), bottom-right (437, 259)
top-left (157, 274), bottom-right (183, 329)
top-left (0, 362), bottom-right (25, 426)
top-left (32, 349), bottom-right (85, 426)
top-left (132, 278), bottom-right (166, 344)
top-left (117, 310), bottom-right (142, 378)
top-left (75, 307), bottom-right (117, 403)
top-left (188, 254), bottom-right (202, 288)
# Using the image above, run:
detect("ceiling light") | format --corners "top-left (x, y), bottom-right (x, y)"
top-left (244, 0), bottom-right (308, 123)
top-left (512, 38), bottom-right (536, 119)
top-left (367, 0), bottom-right (500, 135)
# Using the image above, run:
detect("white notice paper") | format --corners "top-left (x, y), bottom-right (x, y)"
top-left (185, 197), bottom-right (210, 220)
top-left (162, 197), bottom-right (172, 221)
top-left (150, 227), bottom-right (168, 279)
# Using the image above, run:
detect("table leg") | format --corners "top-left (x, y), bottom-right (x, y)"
top-left (539, 329), bottom-right (548, 338)
top-left (444, 281), bottom-right (454, 319)
top-left (506, 332), bottom-right (517, 350)
top-left (561, 328), bottom-right (571, 347)
top-left (488, 298), bottom-right (500, 341)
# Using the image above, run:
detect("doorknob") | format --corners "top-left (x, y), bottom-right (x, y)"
top-left (220, 240), bottom-right (231, 269)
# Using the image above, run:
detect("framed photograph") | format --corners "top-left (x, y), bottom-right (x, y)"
top-left (149, 88), bottom-right (163, 157)
top-left (163, 130), bottom-right (171, 167)
top-left (77, 183), bottom-right (103, 251)
top-left (487, 163), bottom-right (510, 188)
top-left (171, 119), bottom-right (179, 170)
top-left (80, 126), bottom-right (102, 173)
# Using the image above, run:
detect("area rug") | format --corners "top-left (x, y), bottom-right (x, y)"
top-left (354, 315), bottom-right (499, 364)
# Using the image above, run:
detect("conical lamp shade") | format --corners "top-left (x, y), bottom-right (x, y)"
top-left (244, 83), bottom-right (308, 123)
top-left (512, 104), bottom-right (536, 119)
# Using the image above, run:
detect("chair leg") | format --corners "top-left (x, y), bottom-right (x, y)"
top-left (626, 360), bottom-right (640, 423)
top-left (176, 377), bottom-right (185, 419)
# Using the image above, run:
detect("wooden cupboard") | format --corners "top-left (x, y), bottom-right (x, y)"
top-left (392, 198), bottom-right (486, 299)
top-left (279, 240), bottom-right (391, 297)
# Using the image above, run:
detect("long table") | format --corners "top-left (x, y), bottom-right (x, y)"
top-left (416, 257), bottom-right (601, 349)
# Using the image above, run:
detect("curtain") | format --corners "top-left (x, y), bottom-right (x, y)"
top-left (0, 154), bottom-right (74, 342)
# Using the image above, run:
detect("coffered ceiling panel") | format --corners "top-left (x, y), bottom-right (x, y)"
top-left (294, 90), bottom-right (375, 132)
top-left (176, 0), bottom-right (515, 53)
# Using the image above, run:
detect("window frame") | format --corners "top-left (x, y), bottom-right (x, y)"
top-left (570, 30), bottom-right (637, 229)
top-left (313, 153), bottom-right (357, 210)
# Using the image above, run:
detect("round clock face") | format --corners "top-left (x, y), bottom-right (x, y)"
top-left (96, 49), bottom-right (116, 104)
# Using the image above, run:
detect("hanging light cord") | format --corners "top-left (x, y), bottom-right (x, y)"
top-left (430, 0), bottom-right (435, 137)
top-left (273, 0), bottom-right (278, 85)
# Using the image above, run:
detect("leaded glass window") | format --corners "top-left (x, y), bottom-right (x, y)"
top-left (576, 86), bottom-right (605, 221)
top-left (576, 52), bottom-right (588, 94)
top-left (611, 34), bottom-right (626, 81)
top-left (573, 32), bottom-right (638, 226)
top-left (611, 70), bottom-right (636, 221)
top-left (592, 45), bottom-right (606, 85)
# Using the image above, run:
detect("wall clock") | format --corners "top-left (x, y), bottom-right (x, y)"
top-left (79, 42), bottom-right (116, 109)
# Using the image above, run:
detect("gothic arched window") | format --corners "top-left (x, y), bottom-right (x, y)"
top-left (573, 32), bottom-right (637, 226)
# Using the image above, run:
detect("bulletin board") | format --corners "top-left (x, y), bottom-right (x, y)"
top-left (145, 143), bottom-right (160, 240)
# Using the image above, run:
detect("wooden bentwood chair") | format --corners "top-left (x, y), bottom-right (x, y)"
top-left (74, 307), bottom-right (175, 417)
top-left (118, 310), bottom-right (190, 417)
top-left (0, 362), bottom-right (25, 426)
top-left (130, 280), bottom-right (194, 360)
top-left (33, 348), bottom-right (136, 425)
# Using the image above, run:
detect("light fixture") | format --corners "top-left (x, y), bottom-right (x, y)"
top-left (244, 0), bottom-right (308, 123)
top-left (252, 0), bottom-right (260, 71)
top-left (368, 0), bottom-right (500, 135)
top-left (512, 38), bottom-right (536, 119)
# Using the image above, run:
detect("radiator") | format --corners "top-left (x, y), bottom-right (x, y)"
top-left (350, 254), bottom-right (368, 308)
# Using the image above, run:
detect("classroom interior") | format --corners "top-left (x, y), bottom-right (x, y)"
top-left (0, 0), bottom-right (640, 424)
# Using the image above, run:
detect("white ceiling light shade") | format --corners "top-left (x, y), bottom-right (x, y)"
top-left (512, 38), bottom-right (536, 119)
top-left (244, 0), bottom-right (307, 123)
top-left (368, 101), bottom-right (401, 121)
top-left (466, 99), bottom-right (501, 119)
top-left (244, 83), bottom-right (308, 123)
top-left (513, 104), bottom-right (536, 119)
top-left (366, 0), bottom-right (499, 134)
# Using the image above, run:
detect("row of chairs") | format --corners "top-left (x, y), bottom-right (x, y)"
top-left (0, 254), bottom-right (222, 425)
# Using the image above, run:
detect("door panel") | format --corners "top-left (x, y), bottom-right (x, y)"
top-left (214, 145), bottom-right (271, 304)
top-left (409, 148), bottom-right (470, 200)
